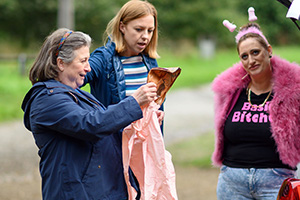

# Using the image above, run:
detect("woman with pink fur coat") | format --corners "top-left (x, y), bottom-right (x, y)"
top-left (212, 22), bottom-right (300, 200)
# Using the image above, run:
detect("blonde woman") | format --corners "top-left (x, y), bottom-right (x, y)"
top-left (82, 1), bottom-right (164, 198)
top-left (83, 1), bottom-right (163, 121)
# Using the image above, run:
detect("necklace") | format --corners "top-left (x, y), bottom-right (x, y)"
top-left (247, 88), bottom-right (272, 108)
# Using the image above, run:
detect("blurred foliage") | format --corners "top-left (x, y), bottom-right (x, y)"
top-left (0, 0), bottom-right (57, 47)
top-left (3, 45), bottom-right (298, 122)
top-left (167, 132), bottom-right (215, 168)
top-left (75, 0), bottom-right (128, 44)
top-left (236, 1), bottom-right (300, 45)
top-left (0, 0), bottom-right (299, 50)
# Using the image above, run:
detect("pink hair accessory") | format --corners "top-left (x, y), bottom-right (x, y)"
top-left (235, 26), bottom-right (269, 44)
top-left (248, 7), bottom-right (257, 22)
top-left (223, 7), bottom-right (268, 45)
top-left (223, 20), bottom-right (237, 32)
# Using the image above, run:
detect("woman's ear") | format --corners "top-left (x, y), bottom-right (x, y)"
top-left (268, 45), bottom-right (273, 58)
top-left (57, 58), bottom-right (64, 72)
top-left (119, 21), bottom-right (125, 34)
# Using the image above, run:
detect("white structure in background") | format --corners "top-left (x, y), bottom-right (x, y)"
top-left (286, 0), bottom-right (300, 20)
top-left (199, 37), bottom-right (215, 59)
top-left (58, 0), bottom-right (74, 29)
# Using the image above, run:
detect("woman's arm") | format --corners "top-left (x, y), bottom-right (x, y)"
top-left (30, 89), bottom-right (142, 141)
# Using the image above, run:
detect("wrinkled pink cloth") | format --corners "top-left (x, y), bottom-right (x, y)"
top-left (122, 102), bottom-right (178, 200)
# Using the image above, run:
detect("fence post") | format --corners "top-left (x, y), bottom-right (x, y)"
top-left (198, 37), bottom-right (216, 59)
top-left (18, 53), bottom-right (27, 76)
top-left (58, 0), bottom-right (75, 29)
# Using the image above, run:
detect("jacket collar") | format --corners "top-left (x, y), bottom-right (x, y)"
top-left (212, 55), bottom-right (300, 99)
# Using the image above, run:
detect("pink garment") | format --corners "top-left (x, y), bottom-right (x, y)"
top-left (211, 55), bottom-right (300, 168)
top-left (122, 102), bottom-right (178, 200)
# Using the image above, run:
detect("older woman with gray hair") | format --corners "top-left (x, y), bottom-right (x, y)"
top-left (22, 28), bottom-right (158, 200)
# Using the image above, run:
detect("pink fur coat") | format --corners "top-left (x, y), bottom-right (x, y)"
top-left (211, 55), bottom-right (300, 168)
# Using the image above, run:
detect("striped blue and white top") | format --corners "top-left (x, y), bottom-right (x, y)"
top-left (121, 55), bottom-right (148, 96)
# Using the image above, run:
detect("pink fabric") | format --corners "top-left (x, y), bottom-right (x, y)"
top-left (122, 102), bottom-right (178, 200)
top-left (211, 55), bottom-right (300, 168)
top-left (235, 26), bottom-right (269, 45)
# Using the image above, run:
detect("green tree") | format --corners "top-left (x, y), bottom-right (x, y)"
top-left (0, 0), bottom-right (299, 49)
top-left (0, 0), bottom-right (57, 46)
top-left (237, 0), bottom-right (299, 45)
top-left (75, 0), bottom-right (128, 45)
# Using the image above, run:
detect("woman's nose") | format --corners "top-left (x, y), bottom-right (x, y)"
top-left (85, 62), bottom-right (91, 72)
top-left (142, 31), bottom-right (150, 39)
top-left (249, 55), bottom-right (255, 64)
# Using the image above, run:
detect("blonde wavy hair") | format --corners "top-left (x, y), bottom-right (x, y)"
top-left (104, 0), bottom-right (159, 58)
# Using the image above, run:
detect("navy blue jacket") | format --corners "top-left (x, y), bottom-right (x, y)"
top-left (84, 41), bottom-right (164, 135)
top-left (21, 80), bottom-right (143, 200)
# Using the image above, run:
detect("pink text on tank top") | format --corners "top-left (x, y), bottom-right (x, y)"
top-left (232, 101), bottom-right (271, 123)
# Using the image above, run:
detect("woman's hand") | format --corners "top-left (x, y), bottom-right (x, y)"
top-left (156, 110), bottom-right (164, 125)
top-left (132, 82), bottom-right (157, 107)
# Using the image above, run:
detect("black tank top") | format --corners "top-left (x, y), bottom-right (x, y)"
top-left (223, 88), bottom-right (293, 169)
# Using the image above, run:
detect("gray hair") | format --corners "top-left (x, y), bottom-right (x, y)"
top-left (29, 28), bottom-right (92, 85)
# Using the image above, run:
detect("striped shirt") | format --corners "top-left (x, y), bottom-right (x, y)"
top-left (121, 55), bottom-right (148, 96)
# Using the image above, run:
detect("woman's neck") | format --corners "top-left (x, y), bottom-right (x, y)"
top-left (248, 64), bottom-right (273, 95)
top-left (249, 77), bottom-right (273, 95)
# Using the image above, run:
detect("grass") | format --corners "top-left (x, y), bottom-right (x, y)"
top-left (1, 45), bottom-right (299, 168)
top-left (157, 44), bottom-right (300, 89)
top-left (0, 59), bottom-right (90, 123)
top-left (0, 45), bottom-right (299, 123)
top-left (157, 46), bottom-right (239, 89)
top-left (167, 132), bottom-right (215, 168)
top-left (0, 60), bottom-right (32, 122)
top-left (272, 46), bottom-right (300, 63)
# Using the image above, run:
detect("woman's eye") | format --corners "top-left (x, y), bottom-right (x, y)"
top-left (253, 50), bottom-right (259, 55)
top-left (148, 29), bottom-right (154, 33)
top-left (241, 54), bottom-right (248, 60)
top-left (135, 28), bottom-right (142, 32)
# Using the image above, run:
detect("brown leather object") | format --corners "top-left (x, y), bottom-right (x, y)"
top-left (147, 67), bottom-right (181, 106)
